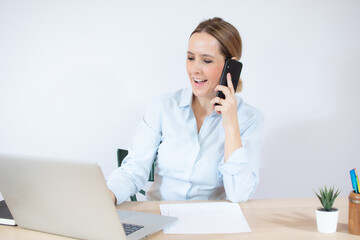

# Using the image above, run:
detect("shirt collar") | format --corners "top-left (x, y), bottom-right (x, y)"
top-left (179, 88), bottom-right (193, 108)
top-left (179, 88), bottom-right (219, 117)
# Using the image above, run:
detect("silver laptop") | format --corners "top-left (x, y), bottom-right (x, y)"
top-left (0, 154), bottom-right (177, 240)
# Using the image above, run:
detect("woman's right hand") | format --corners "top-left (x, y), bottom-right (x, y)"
top-left (109, 189), bottom-right (117, 205)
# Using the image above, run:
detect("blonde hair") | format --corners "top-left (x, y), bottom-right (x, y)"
top-left (191, 17), bottom-right (243, 92)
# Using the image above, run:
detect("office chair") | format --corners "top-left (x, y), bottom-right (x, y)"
top-left (117, 149), bottom-right (156, 201)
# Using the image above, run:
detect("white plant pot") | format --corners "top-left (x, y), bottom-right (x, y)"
top-left (315, 208), bottom-right (339, 233)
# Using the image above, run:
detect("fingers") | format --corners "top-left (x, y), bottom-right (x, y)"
top-left (226, 73), bottom-right (235, 94)
top-left (212, 97), bottom-right (232, 115)
top-left (214, 85), bottom-right (235, 106)
top-left (109, 189), bottom-right (117, 205)
top-left (211, 96), bottom-right (231, 110)
top-left (210, 96), bottom-right (222, 106)
top-left (213, 72), bottom-right (236, 113)
top-left (215, 73), bottom-right (235, 99)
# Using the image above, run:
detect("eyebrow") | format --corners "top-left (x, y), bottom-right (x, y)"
top-left (187, 51), bottom-right (215, 58)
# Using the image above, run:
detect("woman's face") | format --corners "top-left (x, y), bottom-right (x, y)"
top-left (186, 32), bottom-right (225, 99)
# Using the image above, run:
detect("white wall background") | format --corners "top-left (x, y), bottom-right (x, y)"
top-left (1, 0), bottom-right (359, 201)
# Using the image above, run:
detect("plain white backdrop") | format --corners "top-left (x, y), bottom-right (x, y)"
top-left (0, 0), bottom-right (359, 201)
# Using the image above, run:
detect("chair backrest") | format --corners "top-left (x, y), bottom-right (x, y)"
top-left (117, 149), bottom-right (129, 168)
top-left (116, 149), bottom-right (156, 201)
top-left (117, 149), bottom-right (156, 182)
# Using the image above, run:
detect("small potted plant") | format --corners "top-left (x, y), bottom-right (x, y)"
top-left (314, 185), bottom-right (340, 233)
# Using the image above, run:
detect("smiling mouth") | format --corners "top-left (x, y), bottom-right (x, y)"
top-left (194, 78), bottom-right (207, 84)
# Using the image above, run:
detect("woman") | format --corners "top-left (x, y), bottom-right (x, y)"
top-left (107, 17), bottom-right (264, 204)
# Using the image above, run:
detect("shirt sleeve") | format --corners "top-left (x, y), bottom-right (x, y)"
top-left (218, 110), bottom-right (264, 203)
top-left (106, 97), bottom-right (162, 205)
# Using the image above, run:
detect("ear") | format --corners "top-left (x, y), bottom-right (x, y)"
top-left (231, 57), bottom-right (237, 60)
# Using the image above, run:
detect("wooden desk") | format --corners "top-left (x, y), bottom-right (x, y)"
top-left (0, 197), bottom-right (358, 239)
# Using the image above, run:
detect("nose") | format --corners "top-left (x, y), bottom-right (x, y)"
top-left (189, 59), bottom-right (202, 75)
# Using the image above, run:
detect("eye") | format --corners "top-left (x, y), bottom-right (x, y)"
top-left (187, 56), bottom-right (194, 61)
top-left (204, 60), bottom-right (212, 64)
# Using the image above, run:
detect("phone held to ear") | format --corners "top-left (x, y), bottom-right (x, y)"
top-left (216, 59), bottom-right (243, 100)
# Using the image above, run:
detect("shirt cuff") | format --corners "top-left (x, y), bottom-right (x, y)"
top-left (106, 171), bottom-right (135, 205)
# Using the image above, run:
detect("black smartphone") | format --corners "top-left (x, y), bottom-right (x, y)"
top-left (216, 59), bottom-right (243, 100)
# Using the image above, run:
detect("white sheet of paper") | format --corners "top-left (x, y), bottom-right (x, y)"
top-left (159, 202), bottom-right (251, 234)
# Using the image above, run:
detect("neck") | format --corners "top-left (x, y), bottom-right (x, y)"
top-left (192, 95), bottom-right (213, 116)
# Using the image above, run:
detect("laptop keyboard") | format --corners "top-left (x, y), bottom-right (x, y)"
top-left (122, 223), bottom-right (144, 235)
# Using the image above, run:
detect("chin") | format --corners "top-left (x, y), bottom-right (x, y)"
top-left (192, 88), bottom-right (215, 99)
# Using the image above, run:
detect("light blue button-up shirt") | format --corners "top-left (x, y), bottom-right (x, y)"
top-left (107, 88), bottom-right (264, 204)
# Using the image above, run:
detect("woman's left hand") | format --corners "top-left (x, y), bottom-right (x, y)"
top-left (211, 73), bottom-right (239, 132)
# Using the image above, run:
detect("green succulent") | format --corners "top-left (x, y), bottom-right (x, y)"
top-left (314, 185), bottom-right (340, 211)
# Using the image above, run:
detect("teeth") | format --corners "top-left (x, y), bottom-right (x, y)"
top-left (194, 78), bottom-right (207, 83)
